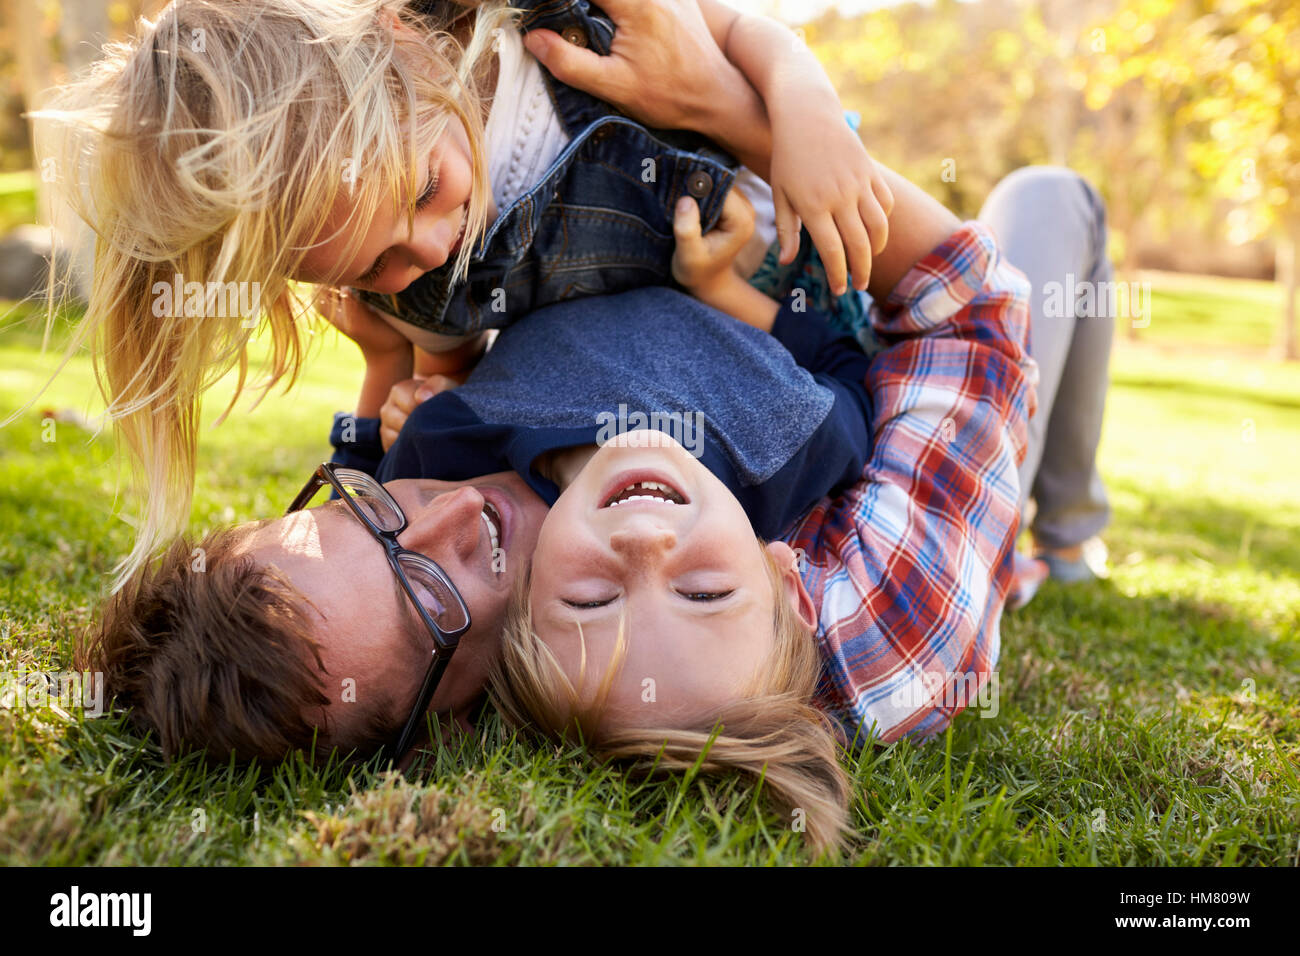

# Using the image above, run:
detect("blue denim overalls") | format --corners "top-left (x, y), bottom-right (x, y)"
top-left (355, 0), bottom-right (876, 353)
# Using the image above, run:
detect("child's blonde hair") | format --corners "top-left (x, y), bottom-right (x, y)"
top-left (28, 0), bottom-right (516, 587)
top-left (489, 544), bottom-right (852, 856)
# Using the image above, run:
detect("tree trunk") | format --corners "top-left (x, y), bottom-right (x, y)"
top-left (1277, 218), bottom-right (1299, 362)
top-left (9, 0), bottom-right (111, 301)
top-left (10, 0), bottom-right (55, 227)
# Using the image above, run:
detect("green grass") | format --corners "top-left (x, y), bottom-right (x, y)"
top-left (1, 274), bottom-right (1297, 866)
top-left (0, 171), bottom-right (38, 235)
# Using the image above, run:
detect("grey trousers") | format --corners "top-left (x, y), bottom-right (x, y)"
top-left (977, 167), bottom-right (1114, 551)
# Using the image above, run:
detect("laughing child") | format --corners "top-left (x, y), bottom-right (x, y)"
top-left (29, 0), bottom-right (891, 585)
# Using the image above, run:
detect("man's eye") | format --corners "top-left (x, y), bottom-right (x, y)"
top-left (679, 590), bottom-right (735, 602)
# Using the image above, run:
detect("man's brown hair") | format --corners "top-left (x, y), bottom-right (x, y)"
top-left (77, 527), bottom-right (400, 765)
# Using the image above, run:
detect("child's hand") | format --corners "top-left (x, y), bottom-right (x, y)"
top-left (768, 85), bottom-right (894, 294)
top-left (379, 375), bottom-right (457, 451)
top-left (671, 187), bottom-right (755, 296)
top-left (320, 287), bottom-right (409, 359)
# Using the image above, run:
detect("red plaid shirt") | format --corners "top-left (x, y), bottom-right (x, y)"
top-left (784, 222), bottom-right (1037, 745)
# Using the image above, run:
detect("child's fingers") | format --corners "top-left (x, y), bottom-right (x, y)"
top-left (415, 374), bottom-right (457, 401)
top-left (673, 195), bottom-right (703, 244)
top-left (708, 188), bottom-right (755, 260)
top-left (804, 210), bottom-right (848, 297)
top-left (381, 379), bottom-right (420, 429)
top-left (379, 374), bottom-right (453, 452)
top-left (773, 187), bottom-right (801, 266)
top-left (872, 165), bottom-right (896, 218)
top-left (719, 186), bottom-right (755, 238)
top-left (379, 400), bottom-right (407, 452)
top-left (861, 189), bottom-right (890, 257)
top-left (834, 204), bottom-right (873, 292)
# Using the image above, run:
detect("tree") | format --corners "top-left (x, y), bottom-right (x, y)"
top-left (1086, 0), bottom-right (1300, 358)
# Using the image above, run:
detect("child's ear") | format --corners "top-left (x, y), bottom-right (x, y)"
top-left (765, 541), bottom-right (818, 632)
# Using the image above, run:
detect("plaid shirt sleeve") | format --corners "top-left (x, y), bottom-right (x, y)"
top-left (782, 221), bottom-right (1038, 746)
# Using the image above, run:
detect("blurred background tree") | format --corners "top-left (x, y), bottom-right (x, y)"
top-left (797, 0), bottom-right (1296, 357)
top-left (0, 0), bottom-right (1295, 355)
top-left (1081, 0), bottom-right (1298, 357)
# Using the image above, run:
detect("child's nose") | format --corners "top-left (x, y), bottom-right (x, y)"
top-left (608, 520), bottom-right (677, 563)
top-left (407, 237), bottom-right (447, 274)
top-left (409, 209), bottom-right (463, 271)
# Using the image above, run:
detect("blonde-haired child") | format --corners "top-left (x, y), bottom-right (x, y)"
top-left (27, 0), bottom-right (892, 587)
top-left (486, 166), bottom-right (1037, 856)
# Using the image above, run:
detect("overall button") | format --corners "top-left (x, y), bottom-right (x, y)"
top-left (560, 26), bottom-right (588, 47)
top-left (591, 124), bottom-right (613, 142)
top-left (686, 171), bottom-right (713, 198)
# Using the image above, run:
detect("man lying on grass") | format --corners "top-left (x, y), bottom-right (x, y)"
top-left (82, 160), bottom-right (1039, 853)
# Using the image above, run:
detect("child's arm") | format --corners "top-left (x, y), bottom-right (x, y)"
top-left (413, 333), bottom-right (488, 382)
top-left (784, 165), bottom-right (1036, 745)
top-left (523, 0), bottom-right (892, 292)
top-left (320, 289), bottom-right (414, 417)
top-left (322, 289), bottom-right (489, 416)
top-left (696, 1), bottom-right (893, 286)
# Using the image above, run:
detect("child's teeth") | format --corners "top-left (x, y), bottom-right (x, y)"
top-left (610, 494), bottom-right (675, 507)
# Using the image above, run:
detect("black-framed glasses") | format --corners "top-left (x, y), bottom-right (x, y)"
top-left (287, 462), bottom-right (471, 759)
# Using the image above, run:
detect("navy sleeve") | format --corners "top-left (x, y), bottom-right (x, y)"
top-left (376, 392), bottom-right (514, 484)
top-left (735, 381), bottom-right (874, 538)
top-left (328, 412), bottom-right (385, 477)
top-left (729, 293), bottom-right (875, 537)
top-left (770, 291), bottom-right (874, 387)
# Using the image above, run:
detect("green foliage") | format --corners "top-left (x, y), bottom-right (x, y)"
top-left (807, 0), bottom-right (1298, 311)
top-left (1, 276), bottom-right (1296, 865)
top-left (1085, 0), bottom-right (1300, 240)
top-left (0, 171), bottom-right (37, 234)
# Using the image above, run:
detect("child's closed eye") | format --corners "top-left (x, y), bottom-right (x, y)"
top-left (563, 596), bottom-right (615, 609)
top-left (414, 168), bottom-right (440, 211)
top-left (679, 590), bottom-right (734, 602)
top-left (561, 590), bottom-right (733, 608)
top-left (356, 171), bottom-right (441, 284)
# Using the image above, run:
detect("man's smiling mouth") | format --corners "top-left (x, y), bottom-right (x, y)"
top-left (481, 502), bottom-right (502, 572)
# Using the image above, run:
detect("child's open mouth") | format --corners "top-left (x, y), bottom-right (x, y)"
top-left (601, 479), bottom-right (688, 508)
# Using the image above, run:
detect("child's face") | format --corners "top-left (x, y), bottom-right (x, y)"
top-left (297, 114), bottom-right (475, 294)
top-left (528, 432), bottom-right (809, 729)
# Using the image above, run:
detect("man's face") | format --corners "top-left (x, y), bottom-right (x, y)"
top-left (236, 471), bottom-right (547, 747)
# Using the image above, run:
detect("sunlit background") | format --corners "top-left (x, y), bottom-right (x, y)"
top-left (2, 0), bottom-right (1295, 353)
top-left (0, 0), bottom-right (1297, 870)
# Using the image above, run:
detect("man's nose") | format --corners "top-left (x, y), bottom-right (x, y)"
top-left (400, 486), bottom-right (485, 562)
top-left (608, 520), bottom-right (677, 564)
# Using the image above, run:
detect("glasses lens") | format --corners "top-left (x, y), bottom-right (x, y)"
top-left (397, 553), bottom-right (469, 634)
top-left (335, 469), bottom-right (403, 533)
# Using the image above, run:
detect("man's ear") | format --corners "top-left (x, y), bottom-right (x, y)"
top-left (765, 541), bottom-right (817, 632)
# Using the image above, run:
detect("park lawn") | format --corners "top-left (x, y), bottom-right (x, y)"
top-left (0, 274), bottom-right (1296, 866)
